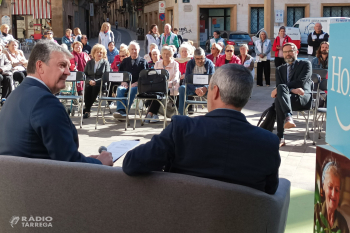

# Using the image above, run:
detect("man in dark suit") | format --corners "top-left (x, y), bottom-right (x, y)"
top-left (123, 64), bottom-right (281, 195)
top-left (0, 40), bottom-right (113, 165)
top-left (113, 41), bottom-right (149, 119)
top-left (271, 42), bottom-right (312, 147)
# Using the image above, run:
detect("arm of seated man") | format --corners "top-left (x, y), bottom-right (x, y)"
top-left (195, 86), bottom-right (208, 97)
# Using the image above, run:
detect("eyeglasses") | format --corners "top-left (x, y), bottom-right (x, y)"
top-left (282, 50), bottom-right (295, 54)
top-left (225, 50), bottom-right (233, 52)
top-left (47, 33), bottom-right (52, 35)
top-left (211, 47), bottom-right (217, 50)
top-left (120, 55), bottom-right (126, 58)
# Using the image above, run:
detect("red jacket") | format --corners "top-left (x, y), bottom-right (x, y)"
top-left (206, 54), bottom-right (223, 65)
top-left (272, 35), bottom-right (291, 57)
top-left (111, 55), bottom-right (121, 71)
top-left (215, 55), bottom-right (241, 67)
top-left (69, 52), bottom-right (90, 72)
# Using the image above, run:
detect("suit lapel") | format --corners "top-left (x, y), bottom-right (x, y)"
top-left (289, 60), bottom-right (300, 81)
top-left (281, 65), bottom-right (288, 84)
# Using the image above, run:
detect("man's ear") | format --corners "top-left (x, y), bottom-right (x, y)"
top-left (213, 85), bottom-right (220, 100)
top-left (36, 60), bottom-right (45, 75)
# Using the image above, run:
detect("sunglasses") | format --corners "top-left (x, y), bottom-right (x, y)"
top-left (225, 50), bottom-right (233, 52)
top-left (211, 47), bottom-right (217, 50)
top-left (47, 33), bottom-right (52, 35)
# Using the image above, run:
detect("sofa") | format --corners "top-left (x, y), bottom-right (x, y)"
top-left (0, 155), bottom-right (290, 233)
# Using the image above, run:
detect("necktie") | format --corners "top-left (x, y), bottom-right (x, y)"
top-left (132, 59), bottom-right (135, 66)
top-left (287, 64), bottom-right (293, 83)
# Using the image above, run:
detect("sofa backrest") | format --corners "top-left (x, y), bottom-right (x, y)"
top-left (0, 155), bottom-right (290, 233)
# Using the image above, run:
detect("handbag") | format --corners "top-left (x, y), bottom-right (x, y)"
top-left (257, 103), bottom-right (276, 132)
top-left (157, 98), bottom-right (177, 118)
top-left (138, 70), bottom-right (166, 94)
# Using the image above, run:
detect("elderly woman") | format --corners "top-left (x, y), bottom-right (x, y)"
top-left (45, 30), bottom-right (57, 43)
top-left (111, 43), bottom-right (129, 72)
top-left (206, 43), bottom-right (223, 65)
top-left (83, 44), bottom-right (110, 118)
top-left (238, 44), bottom-right (255, 79)
top-left (272, 26), bottom-right (292, 68)
top-left (0, 24), bottom-right (14, 47)
top-left (98, 22), bottom-right (115, 50)
top-left (148, 49), bottom-right (160, 69)
top-left (73, 27), bottom-right (82, 42)
top-left (70, 41), bottom-right (91, 71)
top-left (0, 45), bottom-right (13, 100)
top-left (145, 46), bottom-right (180, 123)
top-left (254, 30), bottom-right (271, 86)
top-left (314, 159), bottom-right (349, 233)
top-left (62, 29), bottom-right (74, 51)
top-left (144, 43), bottom-right (158, 62)
top-left (5, 40), bottom-right (28, 84)
top-left (107, 41), bottom-right (119, 65)
top-left (175, 43), bottom-right (192, 85)
top-left (215, 44), bottom-right (241, 67)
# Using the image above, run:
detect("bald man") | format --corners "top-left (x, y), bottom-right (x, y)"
top-left (307, 23), bottom-right (329, 56)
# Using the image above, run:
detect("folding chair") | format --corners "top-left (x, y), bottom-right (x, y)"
top-left (95, 71), bottom-right (132, 130)
top-left (183, 74), bottom-right (212, 116)
top-left (312, 68), bottom-right (328, 79)
top-left (133, 69), bottom-right (170, 129)
top-left (313, 78), bottom-right (327, 145)
top-left (56, 71), bottom-right (85, 128)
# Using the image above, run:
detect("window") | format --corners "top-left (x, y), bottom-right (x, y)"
top-left (287, 7), bottom-right (305, 27)
top-left (323, 6), bottom-right (350, 17)
top-left (250, 7), bottom-right (264, 34)
top-left (229, 34), bottom-right (251, 40)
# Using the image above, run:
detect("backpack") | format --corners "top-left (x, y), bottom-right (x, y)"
top-left (257, 103), bottom-right (276, 132)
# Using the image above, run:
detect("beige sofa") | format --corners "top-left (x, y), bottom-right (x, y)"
top-left (0, 155), bottom-right (290, 233)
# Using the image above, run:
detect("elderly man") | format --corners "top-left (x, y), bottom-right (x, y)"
top-left (160, 24), bottom-right (179, 50)
top-left (210, 31), bottom-right (225, 49)
top-left (307, 23), bottom-right (329, 57)
top-left (113, 41), bottom-right (149, 119)
top-left (123, 64), bottom-right (281, 195)
top-left (0, 45), bottom-right (13, 102)
top-left (81, 35), bottom-right (92, 55)
top-left (271, 42), bottom-right (312, 147)
top-left (178, 47), bottom-right (215, 115)
top-left (312, 41), bottom-right (329, 69)
top-left (0, 40), bottom-right (113, 165)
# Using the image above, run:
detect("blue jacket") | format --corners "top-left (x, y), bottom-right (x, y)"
top-left (107, 47), bottom-right (119, 64)
top-left (62, 35), bottom-right (74, 51)
top-left (123, 109), bottom-right (281, 194)
top-left (0, 78), bottom-right (101, 164)
top-left (185, 58), bottom-right (215, 89)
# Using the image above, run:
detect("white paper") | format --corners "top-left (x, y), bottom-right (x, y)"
top-left (193, 75), bottom-right (209, 85)
top-left (308, 45), bottom-right (313, 55)
top-left (66, 72), bottom-right (77, 81)
top-left (109, 73), bottom-right (124, 82)
top-left (106, 140), bottom-right (140, 162)
top-left (260, 56), bottom-right (267, 62)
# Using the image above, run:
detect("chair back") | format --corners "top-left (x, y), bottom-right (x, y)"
top-left (66, 71), bottom-right (85, 82)
top-left (312, 68), bottom-right (328, 79)
top-left (185, 74), bottom-right (212, 85)
top-left (319, 78), bottom-right (327, 91)
top-left (138, 69), bottom-right (169, 94)
top-left (102, 71), bottom-right (131, 83)
top-left (311, 74), bottom-right (321, 92)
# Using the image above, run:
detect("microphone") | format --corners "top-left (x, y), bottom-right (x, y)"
top-left (98, 146), bottom-right (108, 154)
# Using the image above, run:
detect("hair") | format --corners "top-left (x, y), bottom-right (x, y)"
top-left (173, 28), bottom-right (178, 32)
top-left (217, 41), bottom-right (225, 50)
top-left (151, 49), bottom-right (160, 55)
top-left (168, 45), bottom-right (177, 53)
top-left (100, 22), bottom-right (111, 32)
top-left (321, 157), bottom-right (341, 191)
top-left (165, 23), bottom-right (172, 29)
top-left (225, 44), bottom-right (234, 51)
top-left (81, 34), bottom-right (88, 39)
top-left (210, 64), bottom-right (253, 108)
top-left (8, 39), bottom-right (19, 47)
top-left (188, 40), bottom-right (194, 46)
top-left (74, 27), bottom-right (82, 36)
top-left (259, 30), bottom-right (268, 40)
top-left (283, 42), bottom-right (298, 51)
top-left (60, 44), bottom-right (68, 50)
top-left (108, 41), bottom-right (115, 46)
top-left (214, 30), bottom-right (220, 36)
top-left (0, 24), bottom-right (10, 32)
top-left (65, 28), bottom-right (72, 34)
top-left (194, 47), bottom-right (205, 57)
top-left (119, 43), bottom-right (130, 56)
top-left (239, 44), bottom-right (249, 50)
top-left (315, 22), bottom-right (322, 28)
top-left (149, 43), bottom-right (158, 51)
top-left (148, 24), bottom-right (159, 36)
top-left (91, 44), bottom-right (107, 60)
top-left (27, 40), bottom-right (73, 74)
top-left (128, 40), bottom-right (140, 51)
top-left (316, 41), bottom-right (329, 58)
top-left (279, 26), bottom-right (286, 32)
top-left (179, 43), bottom-right (193, 57)
top-left (72, 41), bottom-right (83, 50)
top-left (161, 46), bottom-right (174, 57)
top-left (211, 43), bottom-right (223, 53)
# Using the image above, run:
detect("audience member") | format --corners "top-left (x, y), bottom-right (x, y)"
top-left (254, 30), bottom-right (271, 86)
top-left (98, 22), bottom-right (115, 50)
top-left (111, 43), bottom-right (129, 72)
top-left (145, 46), bottom-right (180, 123)
top-left (6, 40), bottom-right (28, 84)
top-left (112, 41), bottom-right (149, 119)
top-left (73, 27), bottom-right (82, 42)
top-left (308, 23), bottom-right (329, 57)
top-left (178, 47), bottom-right (215, 115)
top-left (144, 43), bottom-right (158, 62)
top-left (45, 30), bottom-right (57, 43)
top-left (107, 41), bottom-right (119, 65)
top-left (81, 35), bottom-right (91, 55)
top-left (0, 40), bottom-right (113, 165)
top-left (173, 28), bottom-right (183, 46)
top-left (62, 29), bottom-right (74, 51)
top-left (210, 31), bottom-right (225, 49)
top-left (0, 24), bottom-right (14, 46)
top-left (148, 49), bottom-right (160, 69)
top-left (272, 26), bottom-right (291, 68)
top-left (160, 24), bottom-right (179, 50)
top-left (312, 41), bottom-right (329, 69)
top-left (238, 44), bottom-right (254, 79)
top-left (271, 43), bottom-right (312, 147)
top-left (206, 43), bottom-right (223, 65)
top-left (144, 24), bottom-right (161, 54)
top-left (217, 41), bottom-right (225, 55)
top-left (0, 45), bottom-right (13, 100)
top-left (175, 43), bottom-right (192, 85)
top-left (215, 44), bottom-right (241, 67)
top-left (70, 41), bottom-right (91, 72)
top-left (123, 64), bottom-right (281, 195)
top-left (83, 44), bottom-right (110, 119)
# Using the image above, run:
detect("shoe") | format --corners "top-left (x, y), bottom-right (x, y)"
top-left (83, 112), bottom-right (90, 119)
top-left (150, 114), bottom-right (159, 123)
top-left (113, 110), bottom-right (127, 119)
top-left (266, 85), bottom-right (270, 87)
top-left (279, 138), bottom-right (286, 147)
top-left (144, 113), bottom-right (152, 124)
top-left (188, 110), bottom-right (194, 115)
top-left (284, 116), bottom-right (296, 129)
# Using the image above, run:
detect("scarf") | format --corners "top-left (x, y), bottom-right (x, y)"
top-left (72, 51), bottom-right (88, 72)
top-left (2, 32), bottom-right (7, 37)
top-left (174, 57), bottom-right (191, 64)
top-left (100, 31), bottom-right (111, 49)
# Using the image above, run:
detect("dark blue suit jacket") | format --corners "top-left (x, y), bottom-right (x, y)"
top-left (123, 109), bottom-right (281, 194)
top-left (0, 78), bottom-right (101, 164)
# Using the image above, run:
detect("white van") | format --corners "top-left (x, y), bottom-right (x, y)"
top-left (293, 17), bottom-right (350, 47)
top-left (252, 26), bottom-right (301, 49)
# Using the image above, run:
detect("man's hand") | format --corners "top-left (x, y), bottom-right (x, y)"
top-left (120, 82), bottom-right (129, 88)
top-left (0, 68), bottom-right (3, 74)
top-left (96, 151), bottom-right (113, 166)
top-left (271, 88), bottom-right (277, 98)
top-left (276, 46), bottom-right (281, 50)
top-left (180, 74), bottom-right (185, 80)
top-left (131, 82), bottom-right (138, 88)
top-left (291, 88), bottom-right (305, 96)
top-left (259, 54), bottom-right (265, 58)
top-left (89, 80), bottom-right (96, 86)
top-left (195, 87), bottom-right (207, 97)
top-left (89, 155), bottom-right (99, 159)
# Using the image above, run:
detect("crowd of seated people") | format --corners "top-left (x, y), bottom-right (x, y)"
top-left (6, 40), bottom-right (28, 85)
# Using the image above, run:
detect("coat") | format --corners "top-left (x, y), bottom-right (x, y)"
top-left (154, 59), bottom-right (180, 95)
top-left (84, 59), bottom-right (110, 84)
top-left (272, 35), bottom-right (292, 57)
top-left (215, 54), bottom-right (241, 67)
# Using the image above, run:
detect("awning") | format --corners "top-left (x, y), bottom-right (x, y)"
top-left (12, 0), bottom-right (52, 19)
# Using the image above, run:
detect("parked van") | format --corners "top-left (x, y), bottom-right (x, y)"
top-left (252, 26), bottom-right (301, 49)
top-left (293, 17), bottom-right (350, 47)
